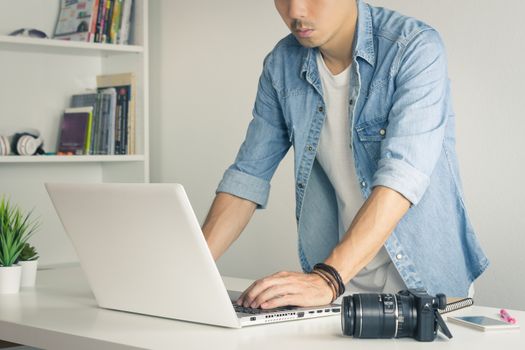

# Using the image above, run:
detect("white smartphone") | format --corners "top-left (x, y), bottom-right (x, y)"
top-left (447, 316), bottom-right (520, 331)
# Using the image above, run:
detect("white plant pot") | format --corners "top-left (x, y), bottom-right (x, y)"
top-left (19, 260), bottom-right (38, 288)
top-left (0, 264), bottom-right (22, 294)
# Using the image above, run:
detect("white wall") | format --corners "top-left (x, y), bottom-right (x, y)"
top-left (149, 0), bottom-right (525, 310)
top-left (149, 0), bottom-right (299, 279)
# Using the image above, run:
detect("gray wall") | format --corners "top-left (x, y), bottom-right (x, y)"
top-left (149, 1), bottom-right (525, 310)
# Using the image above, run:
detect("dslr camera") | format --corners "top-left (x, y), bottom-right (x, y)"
top-left (341, 289), bottom-right (453, 341)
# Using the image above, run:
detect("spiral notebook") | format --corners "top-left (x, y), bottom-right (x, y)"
top-left (440, 297), bottom-right (474, 314)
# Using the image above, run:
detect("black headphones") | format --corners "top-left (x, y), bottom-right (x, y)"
top-left (0, 131), bottom-right (45, 156)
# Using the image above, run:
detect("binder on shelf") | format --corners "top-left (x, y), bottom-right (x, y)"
top-left (57, 107), bottom-right (93, 155)
top-left (71, 91), bottom-right (98, 154)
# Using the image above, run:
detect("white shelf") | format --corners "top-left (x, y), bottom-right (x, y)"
top-left (0, 155), bottom-right (145, 163)
top-left (0, 35), bottom-right (144, 56)
top-left (0, 0), bottom-right (149, 266)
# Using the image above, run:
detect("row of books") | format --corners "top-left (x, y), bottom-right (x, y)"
top-left (57, 73), bottom-right (136, 155)
top-left (54, 0), bottom-right (133, 44)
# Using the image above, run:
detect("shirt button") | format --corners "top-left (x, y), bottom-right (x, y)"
top-left (379, 128), bottom-right (386, 136)
top-left (298, 183), bottom-right (305, 189)
top-left (349, 99), bottom-right (354, 106)
top-left (318, 106), bottom-right (324, 113)
top-left (360, 181), bottom-right (366, 187)
top-left (307, 145), bottom-right (314, 152)
top-left (396, 254), bottom-right (403, 260)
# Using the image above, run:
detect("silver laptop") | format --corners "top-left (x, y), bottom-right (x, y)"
top-left (45, 183), bottom-right (340, 328)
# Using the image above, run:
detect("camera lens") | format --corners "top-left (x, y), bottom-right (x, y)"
top-left (341, 293), bottom-right (417, 338)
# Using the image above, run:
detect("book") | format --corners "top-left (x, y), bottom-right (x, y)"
top-left (102, 0), bottom-right (114, 43)
top-left (110, 0), bottom-right (123, 44)
top-left (57, 107), bottom-right (93, 155)
top-left (70, 92), bottom-right (98, 154)
top-left (94, 0), bottom-right (106, 42)
top-left (88, 0), bottom-right (100, 42)
top-left (67, 73), bottom-right (135, 156)
top-left (54, 0), bottom-right (98, 42)
top-left (96, 73), bottom-right (136, 154)
top-left (71, 91), bottom-right (97, 109)
top-left (119, 86), bottom-right (131, 154)
top-left (93, 89), bottom-right (113, 154)
top-left (92, 93), bottom-right (103, 154)
top-left (118, 0), bottom-right (133, 44)
top-left (99, 88), bottom-right (117, 154)
top-left (114, 86), bottom-right (130, 154)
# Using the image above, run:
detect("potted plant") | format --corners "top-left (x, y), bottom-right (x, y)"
top-left (0, 197), bottom-right (39, 294)
top-left (18, 242), bottom-right (39, 288)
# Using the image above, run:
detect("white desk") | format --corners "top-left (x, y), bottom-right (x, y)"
top-left (1, 265), bottom-right (524, 350)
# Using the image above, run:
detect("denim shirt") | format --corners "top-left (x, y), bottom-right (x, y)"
top-left (217, 0), bottom-right (488, 297)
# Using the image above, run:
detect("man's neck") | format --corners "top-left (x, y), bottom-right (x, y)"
top-left (318, 2), bottom-right (358, 75)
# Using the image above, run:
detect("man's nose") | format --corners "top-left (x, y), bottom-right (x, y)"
top-left (288, 0), bottom-right (308, 19)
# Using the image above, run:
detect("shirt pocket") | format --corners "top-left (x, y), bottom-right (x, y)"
top-left (355, 115), bottom-right (389, 163)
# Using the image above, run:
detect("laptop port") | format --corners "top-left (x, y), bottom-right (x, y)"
top-left (250, 316), bottom-right (256, 321)
top-left (325, 309), bottom-right (330, 312)
top-left (309, 311), bottom-right (315, 314)
top-left (332, 308), bottom-right (341, 313)
top-left (317, 310), bottom-right (323, 313)
top-left (297, 312), bottom-right (305, 318)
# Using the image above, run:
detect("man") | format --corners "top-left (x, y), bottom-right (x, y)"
top-left (202, 0), bottom-right (489, 309)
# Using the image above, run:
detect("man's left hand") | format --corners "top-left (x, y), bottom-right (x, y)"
top-left (236, 271), bottom-right (333, 309)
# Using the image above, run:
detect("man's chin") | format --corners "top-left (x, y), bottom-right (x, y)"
top-left (294, 36), bottom-right (319, 48)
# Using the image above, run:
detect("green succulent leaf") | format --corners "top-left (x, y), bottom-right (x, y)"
top-left (19, 242), bottom-right (39, 261)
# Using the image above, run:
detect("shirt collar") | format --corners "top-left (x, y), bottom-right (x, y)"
top-left (301, 0), bottom-right (375, 78)
top-left (353, 0), bottom-right (375, 66)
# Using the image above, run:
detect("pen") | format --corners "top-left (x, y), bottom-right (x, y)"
top-left (499, 309), bottom-right (517, 324)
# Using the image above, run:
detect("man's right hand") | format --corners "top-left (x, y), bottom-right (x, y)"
top-left (236, 270), bottom-right (334, 309)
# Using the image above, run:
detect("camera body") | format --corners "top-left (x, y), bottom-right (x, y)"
top-left (401, 289), bottom-right (445, 341)
top-left (341, 288), bottom-right (452, 342)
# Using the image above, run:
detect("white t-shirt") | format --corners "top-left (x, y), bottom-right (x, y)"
top-left (315, 51), bottom-right (406, 293)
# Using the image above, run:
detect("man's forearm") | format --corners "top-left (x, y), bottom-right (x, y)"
top-left (325, 185), bottom-right (411, 282)
top-left (202, 192), bottom-right (257, 260)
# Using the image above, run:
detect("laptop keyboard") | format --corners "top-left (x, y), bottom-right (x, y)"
top-left (232, 302), bottom-right (295, 315)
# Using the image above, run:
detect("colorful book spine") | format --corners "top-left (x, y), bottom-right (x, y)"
top-left (110, 0), bottom-right (123, 44)
top-left (119, 0), bottom-right (132, 45)
top-left (84, 110), bottom-right (94, 154)
top-left (97, 0), bottom-right (107, 43)
top-left (103, 0), bottom-right (114, 43)
top-left (88, 0), bottom-right (100, 42)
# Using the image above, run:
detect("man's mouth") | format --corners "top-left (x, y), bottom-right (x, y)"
top-left (296, 28), bottom-right (314, 38)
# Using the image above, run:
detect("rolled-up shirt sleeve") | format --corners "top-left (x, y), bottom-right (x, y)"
top-left (372, 29), bottom-right (449, 206)
top-left (216, 53), bottom-right (291, 209)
